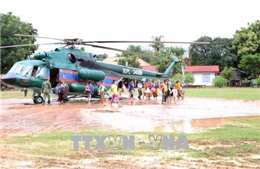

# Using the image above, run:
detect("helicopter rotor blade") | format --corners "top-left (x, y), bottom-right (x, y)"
top-left (82, 43), bottom-right (156, 58)
top-left (0, 43), bottom-right (65, 49)
top-left (83, 43), bottom-right (173, 61)
top-left (14, 34), bottom-right (210, 45)
top-left (82, 40), bottom-right (210, 45)
top-left (14, 34), bottom-right (65, 41)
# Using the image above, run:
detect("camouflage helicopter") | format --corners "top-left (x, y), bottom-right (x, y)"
top-left (0, 34), bottom-right (210, 104)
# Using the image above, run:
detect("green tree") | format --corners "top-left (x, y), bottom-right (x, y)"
top-left (190, 36), bottom-right (237, 71)
top-left (238, 53), bottom-right (260, 79)
top-left (117, 55), bottom-right (141, 68)
top-left (116, 44), bottom-right (151, 67)
top-left (171, 73), bottom-right (183, 84)
top-left (185, 72), bottom-right (195, 84)
top-left (190, 36), bottom-right (213, 66)
top-left (232, 20), bottom-right (260, 57)
top-left (149, 35), bottom-right (165, 52)
top-left (150, 46), bottom-right (185, 74)
top-left (220, 67), bottom-right (234, 80)
top-left (1, 12), bottom-right (38, 73)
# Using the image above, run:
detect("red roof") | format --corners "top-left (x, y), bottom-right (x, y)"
top-left (141, 66), bottom-right (157, 72)
top-left (185, 65), bottom-right (219, 73)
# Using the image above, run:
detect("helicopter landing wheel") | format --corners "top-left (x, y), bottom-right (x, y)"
top-left (33, 96), bottom-right (43, 104)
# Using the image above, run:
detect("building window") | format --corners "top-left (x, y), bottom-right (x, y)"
top-left (202, 74), bottom-right (210, 83)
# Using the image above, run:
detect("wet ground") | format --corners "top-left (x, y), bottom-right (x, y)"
top-left (1, 96), bottom-right (259, 137)
top-left (1, 95), bottom-right (260, 169)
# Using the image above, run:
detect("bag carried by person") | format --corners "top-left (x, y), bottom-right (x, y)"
top-left (58, 85), bottom-right (65, 94)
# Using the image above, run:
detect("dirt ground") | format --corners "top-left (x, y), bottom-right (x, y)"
top-left (1, 93), bottom-right (260, 169)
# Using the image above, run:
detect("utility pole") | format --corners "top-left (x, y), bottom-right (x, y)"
top-left (181, 64), bottom-right (185, 85)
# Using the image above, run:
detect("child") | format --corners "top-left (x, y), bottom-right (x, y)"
top-left (170, 87), bottom-right (178, 104)
top-left (180, 86), bottom-right (185, 99)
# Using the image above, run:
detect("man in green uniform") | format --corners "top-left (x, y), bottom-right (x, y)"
top-left (41, 78), bottom-right (52, 105)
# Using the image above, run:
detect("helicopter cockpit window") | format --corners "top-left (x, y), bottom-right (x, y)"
top-left (8, 63), bottom-right (28, 75)
top-left (22, 65), bottom-right (34, 77)
top-left (8, 63), bottom-right (19, 73)
top-left (14, 64), bottom-right (25, 74)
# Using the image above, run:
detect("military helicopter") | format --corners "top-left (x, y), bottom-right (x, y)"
top-left (0, 34), bottom-right (210, 104)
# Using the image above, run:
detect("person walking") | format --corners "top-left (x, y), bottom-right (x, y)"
top-left (129, 80), bottom-right (135, 100)
top-left (162, 80), bottom-right (168, 104)
top-left (170, 86), bottom-right (178, 104)
top-left (41, 78), bottom-right (52, 105)
top-left (137, 81), bottom-right (143, 100)
top-left (98, 81), bottom-right (106, 106)
top-left (58, 81), bottom-right (65, 104)
top-left (111, 80), bottom-right (119, 107)
top-left (84, 81), bottom-right (93, 105)
top-left (174, 81), bottom-right (181, 99)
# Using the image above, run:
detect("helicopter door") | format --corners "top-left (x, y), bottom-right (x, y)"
top-left (50, 68), bottom-right (59, 87)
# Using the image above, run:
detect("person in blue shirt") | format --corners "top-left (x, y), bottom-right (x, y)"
top-left (85, 81), bottom-right (94, 105)
top-left (129, 80), bottom-right (135, 99)
top-left (90, 82), bottom-right (94, 95)
top-left (168, 81), bottom-right (172, 89)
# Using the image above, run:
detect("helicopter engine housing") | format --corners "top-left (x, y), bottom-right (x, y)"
top-left (34, 52), bottom-right (48, 60)
top-left (78, 68), bottom-right (105, 81)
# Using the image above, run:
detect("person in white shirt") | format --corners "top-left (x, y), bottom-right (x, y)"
top-left (137, 81), bottom-right (143, 100)
top-left (170, 86), bottom-right (178, 104)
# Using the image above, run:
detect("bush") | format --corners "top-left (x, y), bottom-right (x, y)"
top-left (213, 76), bottom-right (228, 88)
top-left (256, 77), bottom-right (260, 87)
top-left (185, 72), bottom-right (195, 84)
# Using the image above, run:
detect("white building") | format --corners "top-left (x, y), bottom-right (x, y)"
top-left (185, 65), bottom-right (220, 86)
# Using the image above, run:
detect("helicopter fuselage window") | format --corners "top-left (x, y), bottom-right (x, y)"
top-left (36, 67), bottom-right (47, 78)
top-left (68, 53), bottom-right (76, 63)
top-left (31, 66), bottom-right (38, 78)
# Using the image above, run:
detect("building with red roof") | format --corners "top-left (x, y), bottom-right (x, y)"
top-left (141, 65), bottom-right (157, 72)
top-left (185, 65), bottom-right (220, 86)
top-left (103, 57), bottom-right (157, 72)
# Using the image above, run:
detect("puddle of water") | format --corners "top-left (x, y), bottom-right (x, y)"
top-left (154, 115), bottom-right (260, 133)
top-left (2, 97), bottom-right (260, 136)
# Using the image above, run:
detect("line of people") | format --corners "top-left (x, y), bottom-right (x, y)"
top-left (120, 79), bottom-right (185, 104)
top-left (41, 78), bottom-right (185, 106)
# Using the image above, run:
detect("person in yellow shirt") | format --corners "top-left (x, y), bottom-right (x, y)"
top-left (98, 81), bottom-right (106, 106)
top-left (162, 80), bottom-right (168, 104)
top-left (111, 80), bottom-right (119, 106)
top-left (174, 81), bottom-right (181, 99)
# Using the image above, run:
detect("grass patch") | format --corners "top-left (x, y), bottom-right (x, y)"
top-left (185, 87), bottom-right (260, 100)
top-left (0, 90), bottom-right (34, 99)
top-left (187, 118), bottom-right (260, 159)
top-left (2, 118), bottom-right (260, 164)
top-left (189, 118), bottom-right (260, 141)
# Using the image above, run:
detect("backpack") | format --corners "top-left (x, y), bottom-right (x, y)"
top-left (58, 84), bottom-right (65, 94)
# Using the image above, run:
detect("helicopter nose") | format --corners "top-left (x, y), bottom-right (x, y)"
top-left (1, 74), bottom-right (16, 86)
